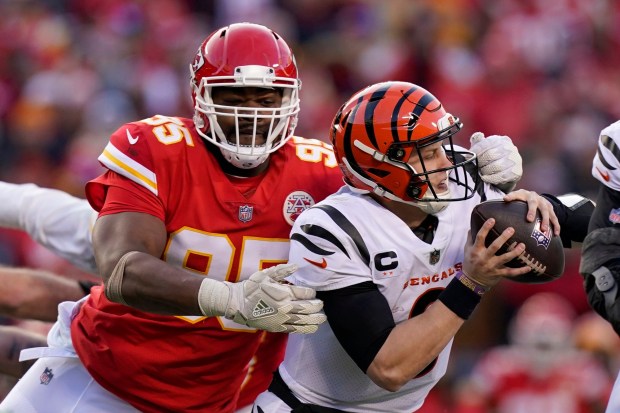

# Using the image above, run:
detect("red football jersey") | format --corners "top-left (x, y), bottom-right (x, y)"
top-left (72, 115), bottom-right (342, 412)
top-left (465, 346), bottom-right (612, 413)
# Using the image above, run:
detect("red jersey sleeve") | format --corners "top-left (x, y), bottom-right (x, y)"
top-left (85, 121), bottom-right (166, 220)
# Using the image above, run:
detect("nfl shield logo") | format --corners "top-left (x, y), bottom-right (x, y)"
top-left (238, 205), bottom-right (253, 223)
top-left (530, 218), bottom-right (551, 249)
top-left (429, 249), bottom-right (441, 265)
top-left (40, 367), bottom-right (53, 385)
top-left (610, 208), bottom-right (620, 225)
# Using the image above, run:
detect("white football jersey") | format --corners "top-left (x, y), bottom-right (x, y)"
top-left (592, 120), bottom-right (620, 191)
top-left (281, 181), bottom-right (504, 412)
top-left (0, 182), bottom-right (97, 272)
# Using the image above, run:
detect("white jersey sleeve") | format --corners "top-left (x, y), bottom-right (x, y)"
top-left (287, 200), bottom-right (373, 292)
top-left (0, 182), bottom-right (97, 273)
top-left (592, 120), bottom-right (620, 191)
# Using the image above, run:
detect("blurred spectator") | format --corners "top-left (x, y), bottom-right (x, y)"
top-left (454, 293), bottom-right (613, 413)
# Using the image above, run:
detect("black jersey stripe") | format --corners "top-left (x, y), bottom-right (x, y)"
top-left (300, 224), bottom-right (349, 258)
top-left (391, 85), bottom-right (419, 143)
top-left (343, 95), bottom-right (372, 181)
top-left (406, 92), bottom-right (436, 142)
top-left (290, 233), bottom-right (335, 256)
top-left (599, 135), bottom-right (619, 170)
top-left (364, 84), bottom-right (391, 148)
top-left (315, 205), bottom-right (370, 264)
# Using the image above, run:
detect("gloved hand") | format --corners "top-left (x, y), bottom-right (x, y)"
top-left (198, 263), bottom-right (326, 334)
top-left (470, 132), bottom-right (523, 193)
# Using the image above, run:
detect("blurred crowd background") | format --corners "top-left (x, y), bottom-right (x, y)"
top-left (1, 0), bottom-right (620, 411)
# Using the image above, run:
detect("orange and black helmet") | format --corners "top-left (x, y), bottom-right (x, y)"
top-left (330, 81), bottom-right (479, 207)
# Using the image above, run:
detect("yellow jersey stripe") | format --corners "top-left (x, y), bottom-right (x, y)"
top-left (98, 143), bottom-right (158, 195)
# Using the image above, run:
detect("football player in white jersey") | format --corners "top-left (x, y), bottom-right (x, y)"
top-left (252, 81), bottom-right (586, 413)
top-left (579, 120), bottom-right (620, 413)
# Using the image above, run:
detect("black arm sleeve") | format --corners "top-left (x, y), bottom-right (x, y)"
top-left (317, 281), bottom-right (395, 373)
top-left (542, 193), bottom-right (595, 248)
top-left (588, 185), bottom-right (620, 232)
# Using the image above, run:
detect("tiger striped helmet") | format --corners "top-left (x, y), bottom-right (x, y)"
top-left (330, 81), bottom-right (479, 209)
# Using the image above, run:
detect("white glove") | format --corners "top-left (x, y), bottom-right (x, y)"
top-left (470, 132), bottom-right (523, 192)
top-left (198, 263), bottom-right (326, 334)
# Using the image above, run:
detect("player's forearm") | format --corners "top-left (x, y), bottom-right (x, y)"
top-left (0, 267), bottom-right (86, 321)
top-left (367, 301), bottom-right (463, 391)
top-left (0, 326), bottom-right (46, 377)
top-left (102, 251), bottom-right (206, 315)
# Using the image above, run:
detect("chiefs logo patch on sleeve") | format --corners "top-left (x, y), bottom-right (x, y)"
top-left (283, 191), bottom-right (315, 226)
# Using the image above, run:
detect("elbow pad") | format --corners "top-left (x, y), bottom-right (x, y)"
top-left (543, 193), bottom-right (595, 248)
top-left (580, 227), bottom-right (620, 335)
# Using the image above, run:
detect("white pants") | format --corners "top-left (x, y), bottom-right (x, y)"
top-left (607, 372), bottom-right (620, 413)
top-left (0, 299), bottom-right (141, 413)
top-left (0, 356), bottom-right (140, 413)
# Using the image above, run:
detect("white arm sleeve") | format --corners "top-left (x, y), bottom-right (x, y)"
top-left (0, 182), bottom-right (98, 273)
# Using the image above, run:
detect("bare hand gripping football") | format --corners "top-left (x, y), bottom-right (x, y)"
top-left (470, 200), bottom-right (565, 283)
top-left (197, 263), bottom-right (326, 333)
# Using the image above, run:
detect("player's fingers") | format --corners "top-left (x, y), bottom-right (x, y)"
top-left (261, 280), bottom-right (316, 301)
top-left (525, 195), bottom-right (539, 223)
top-left (287, 285), bottom-right (318, 300)
top-left (289, 299), bottom-right (324, 315)
top-left (487, 226), bottom-right (514, 254)
top-left (504, 266), bottom-right (533, 277)
top-left (267, 263), bottom-right (298, 281)
top-left (497, 241), bottom-right (526, 264)
top-left (546, 202), bottom-right (561, 236)
top-left (285, 324), bottom-right (320, 334)
top-left (287, 312), bottom-right (327, 325)
top-left (474, 218), bottom-right (495, 245)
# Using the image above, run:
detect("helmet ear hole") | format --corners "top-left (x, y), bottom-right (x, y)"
top-left (387, 147), bottom-right (407, 161)
top-left (407, 184), bottom-right (422, 199)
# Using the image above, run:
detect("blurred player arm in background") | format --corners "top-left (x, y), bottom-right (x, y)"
top-left (0, 266), bottom-right (96, 378)
top-left (0, 181), bottom-right (97, 273)
top-left (0, 326), bottom-right (46, 377)
top-left (0, 266), bottom-right (92, 322)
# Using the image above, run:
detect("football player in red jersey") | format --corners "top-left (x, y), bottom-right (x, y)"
top-left (0, 180), bottom-right (284, 411)
top-left (454, 293), bottom-right (612, 413)
top-left (0, 23), bottom-right (341, 413)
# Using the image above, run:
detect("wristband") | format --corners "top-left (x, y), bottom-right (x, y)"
top-left (455, 271), bottom-right (489, 296)
top-left (438, 276), bottom-right (483, 320)
top-left (197, 277), bottom-right (231, 317)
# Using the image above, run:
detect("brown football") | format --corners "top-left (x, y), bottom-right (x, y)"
top-left (470, 200), bottom-right (565, 284)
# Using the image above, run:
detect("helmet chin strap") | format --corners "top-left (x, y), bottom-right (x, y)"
top-left (414, 190), bottom-right (450, 214)
top-left (218, 145), bottom-right (269, 169)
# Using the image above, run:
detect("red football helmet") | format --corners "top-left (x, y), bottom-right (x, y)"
top-left (330, 81), bottom-right (479, 213)
top-left (509, 292), bottom-right (575, 350)
top-left (190, 22), bottom-right (301, 169)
